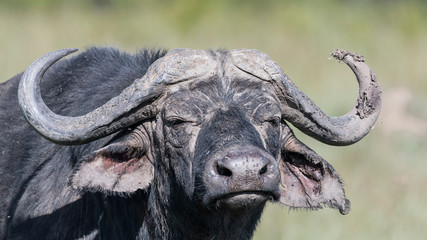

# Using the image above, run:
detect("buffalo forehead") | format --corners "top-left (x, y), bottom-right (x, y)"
top-left (158, 49), bottom-right (280, 118)
top-left (162, 78), bottom-right (280, 123)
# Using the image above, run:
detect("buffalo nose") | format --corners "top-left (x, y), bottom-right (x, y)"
top-left (216, 149), bottom-right (271, 179)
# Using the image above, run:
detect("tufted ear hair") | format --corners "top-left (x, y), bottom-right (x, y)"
top-left (278, 123), bottom-right (350, 215)
top-left (71, 127), bottom-right (154, 194)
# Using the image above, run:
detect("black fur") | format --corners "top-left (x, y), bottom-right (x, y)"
top-left (0, 47), bottom-right (350, 240)
top-left (0, 47), bottom-right (165, 239)
top-left (0, 47), bottom-right (269, 240)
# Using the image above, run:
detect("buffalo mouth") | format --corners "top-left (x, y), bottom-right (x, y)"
top-left (212, 191), bottom-right (278, 211)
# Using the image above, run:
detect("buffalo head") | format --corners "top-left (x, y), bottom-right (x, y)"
top-left (18, 48), bottom-right (381, 218)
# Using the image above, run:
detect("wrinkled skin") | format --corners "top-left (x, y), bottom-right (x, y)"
top-left (71, 74), bottom-right (347, 239)
top-left (162, 78), bottom-right (282, 206)
top-left (69, 50), bottom-right (348, 239)
top-left (146, 78), bottom-right (284, 239)
top-left (0, 47), bottom-right (378, 240)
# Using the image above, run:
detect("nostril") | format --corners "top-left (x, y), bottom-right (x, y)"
top-left (216, 162), bottom-right (232, 177)
top-left (259, 164), bottom-right (268, 175)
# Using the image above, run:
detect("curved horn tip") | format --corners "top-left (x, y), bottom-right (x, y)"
top-left (59, 47), bottom-right (79, 52)
top-left (51, 48), bottom-right (79, 57)
top-left (331, 49), bottom-right (365, 62)
top-left (279, 49), bottom-right (381, 146)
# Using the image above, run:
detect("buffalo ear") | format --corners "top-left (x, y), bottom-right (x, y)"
top-left (279, 126), bottom-right (350, 214)
top-left (71, 141), bottom-right (153, 194)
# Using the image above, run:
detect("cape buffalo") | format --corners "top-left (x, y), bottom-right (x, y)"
top-left (0, 47), bottom-right (381, 239)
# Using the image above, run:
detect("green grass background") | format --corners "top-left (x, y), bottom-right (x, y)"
top-left (1, 0), bottom-right (426, 239)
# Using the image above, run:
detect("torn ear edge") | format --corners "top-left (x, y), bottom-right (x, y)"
top-left (278, 129), bottom-right (351, 215)
top-left (70, 142), bottom-right (154, 195)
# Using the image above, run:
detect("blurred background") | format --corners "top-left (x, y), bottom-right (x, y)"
top-left (0, 0), bottom-right (426, 239)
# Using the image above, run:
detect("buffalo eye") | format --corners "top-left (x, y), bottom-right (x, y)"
top-left (263, 117), bottom-right (281, 128)
top-left (166, 117), bottom-right (192, 130)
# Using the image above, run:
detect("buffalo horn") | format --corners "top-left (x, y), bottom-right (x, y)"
top-left (18, 48), bottom-right (216, 145)
top-left (18, 48), bottom-right (160, 145)
top-left (272, 49), bottom-right (382, 146)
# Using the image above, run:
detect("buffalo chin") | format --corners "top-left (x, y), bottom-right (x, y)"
top-left (214, 191), bottom-right (275, 211)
